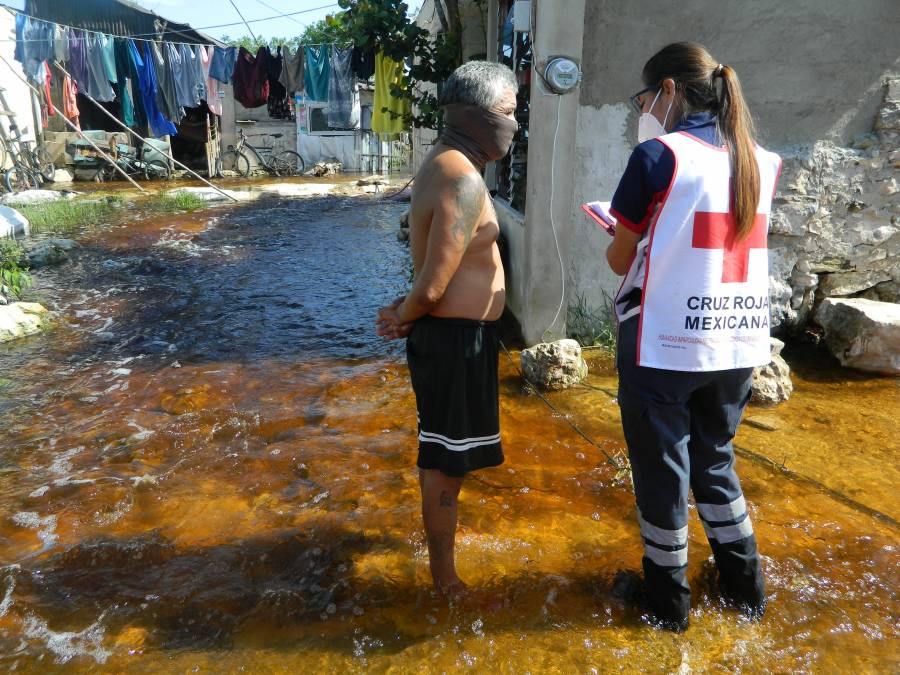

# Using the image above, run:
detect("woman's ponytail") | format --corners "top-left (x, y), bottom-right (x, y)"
top-left (716, 65), bottom-right (760, 239)
top-left (642, 43), bottom-right (761, 240)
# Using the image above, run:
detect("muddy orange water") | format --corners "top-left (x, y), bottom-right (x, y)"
top-left (0, 181), bottom-right (897, 672)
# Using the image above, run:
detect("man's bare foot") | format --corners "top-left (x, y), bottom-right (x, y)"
top-left (435, 577), bottom-right (469, 603)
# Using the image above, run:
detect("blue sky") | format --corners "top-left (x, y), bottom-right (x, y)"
top-left (9, 0), bottom-right (424, 42)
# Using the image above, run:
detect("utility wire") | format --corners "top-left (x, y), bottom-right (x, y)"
top-left (227, 0), bottom-right (259, 42)
top-left (252, 0), bottom-right (306, 28)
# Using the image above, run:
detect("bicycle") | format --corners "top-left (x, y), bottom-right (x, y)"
top-left (0, 120), bottom-right (55, 190)
top-left (98, 136), bottom-right (171, 183)
top-left (219, 129), bottom-right (305, 178)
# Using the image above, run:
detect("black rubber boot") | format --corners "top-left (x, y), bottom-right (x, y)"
top-left (643, 557), bottom-right (691, 632)
top-left (710, 535), bottom-right (766, 618)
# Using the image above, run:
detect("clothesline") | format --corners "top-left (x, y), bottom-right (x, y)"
top-left (0, 3), bottom-right (342, 47)
top-left (0, 3), bottom-right (352, 47)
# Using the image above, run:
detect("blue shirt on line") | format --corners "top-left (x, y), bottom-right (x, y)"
top-left (610, 112), bottom-right (721, 234)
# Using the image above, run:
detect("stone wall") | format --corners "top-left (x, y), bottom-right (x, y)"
top-left (770, 78), bottom-right (899, 332)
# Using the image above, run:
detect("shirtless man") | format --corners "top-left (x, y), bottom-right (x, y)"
top-left (376, 61), bottom-right (518, 597)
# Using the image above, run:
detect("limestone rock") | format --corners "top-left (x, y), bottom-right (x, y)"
top-left (357, 175), bottom-right (387, 186)
top-left (0, 302), bottom-right (48, 342)
top-left (1, 189), bottom-right (77, 206)
top-left (751, 338), bottom-right (793, 405)
top-left (51, 168), bottom-right (74, 183)
top-left (818, 269), bottom-right (893, 297)
top-left (521, 339), bottom-right (588, 390)
top-left (814, 298), bottom-right (900, 374)
top-left (0, 205), bottom-right (29, 237)
top-left (27, 238), bottom-right (77, 268)
top-left (311, 162), bottom-right (342, 177)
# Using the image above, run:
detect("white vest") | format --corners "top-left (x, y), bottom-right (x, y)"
top-left (615, 131), bottom-right (782, 372)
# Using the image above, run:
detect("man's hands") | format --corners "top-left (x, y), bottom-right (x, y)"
top-left (376, 296), bottom-right (413, 340)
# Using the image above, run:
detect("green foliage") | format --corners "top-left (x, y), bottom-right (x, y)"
top-left (567, 290), bottom-right (617, 351)
top-left (17, 198), bottom-right (123, 235)
top-left (338, 0), bottom-right (463, 130)
top-left (222, 16), bottom-right (354, 52)
top-left (0, 238), bottom-right (32, 301)
top-left (142, 192), bottom-right (207, 212)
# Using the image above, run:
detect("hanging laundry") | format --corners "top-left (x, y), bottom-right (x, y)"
top-left (192, 45), bottom-right (208, 106)
top-left (350, 45), bottom-right (375, 80)
top-left (209, 46), bottom-right (237, 84)
top-left (232, 47), bottom-right (270, 108)
top-left (117, 38), bottom-right (146, 128)
top-left (68, 30), bottom-right (90, 94)
top-left (63, 75), bottom-right (80, 130)
top-left (52, 25), bottom-right (69, 63)
top-left (372, 51), bottom-right (409, 135)
top-left (200, 46), bottom-right (222, 115)
top-left (267, 47), bottom-right (291, 119)
top-left (132, 40), bottom-right (177, 138)
top-left (278, 45), bottom-right (305, 95)
top-left (153, 42), bottom-right (184, 124)
top-left (37, 61), bottom-right (54, 129)
top-left (85, 34), bottom-right (116, 102)
top-left (173, 43), bottom-right (202, 108)
top-left (111, 38), bottom-right (135, 127)
top-left (100, 35), bottom-right (118, 84)
top-left (23, 17), bottom-right (53, 64)
top-left (13, 13), bottom-right (25, 63)
top-left (327, 45), bottom-right (356, 128)
top-left (304, 44), bottom-right (330, 102)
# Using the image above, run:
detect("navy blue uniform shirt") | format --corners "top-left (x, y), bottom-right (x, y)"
top-left (610, 112), bottom-right (721, 234)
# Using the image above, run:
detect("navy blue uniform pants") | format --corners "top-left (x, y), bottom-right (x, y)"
top-left (616, 314), bottom-right (766, 625)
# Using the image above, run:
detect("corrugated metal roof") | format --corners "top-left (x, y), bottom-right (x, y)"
top-left (24, 0), bottom-right (224, 45)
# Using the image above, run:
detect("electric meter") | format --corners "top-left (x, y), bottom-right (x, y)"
top-left (543, 57), bottom-right (581, 94)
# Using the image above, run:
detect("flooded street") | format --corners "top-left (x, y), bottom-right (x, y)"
top-left (0, 181), bottom-right (897, 672)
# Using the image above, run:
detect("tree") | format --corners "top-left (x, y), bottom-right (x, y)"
top-left (337, 0), bottom-right (463, 130)
top-left (221, 15), bottom-right (353, 52)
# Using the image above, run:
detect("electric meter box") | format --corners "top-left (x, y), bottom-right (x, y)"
top-left (544, 57), bottom-right (581, 94)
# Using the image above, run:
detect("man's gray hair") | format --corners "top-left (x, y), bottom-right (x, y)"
top-left (439, 61), bottom-right (517, 110)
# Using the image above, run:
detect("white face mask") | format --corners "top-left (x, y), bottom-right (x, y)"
top-left (637, 89), bottom-right (673, 144)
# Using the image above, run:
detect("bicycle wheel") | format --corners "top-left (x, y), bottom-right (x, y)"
top-left (3, 165), bottom-right (39, 192)
top-left (33, 147), bottom-right (56, 182)
top-left (143, 159), bottom-right (171, 181)
top-left (219, 150), bottom-right (250, 177)
top-left (272, 150), bottom-right (305, 176)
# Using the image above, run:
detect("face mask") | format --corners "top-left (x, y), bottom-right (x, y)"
top-left (440, 103), bottom-right (519, 170)
top-left (636, 89), bottom-right (673, 144)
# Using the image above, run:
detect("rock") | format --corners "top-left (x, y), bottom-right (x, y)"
top-left (357, 175), bottom-right (387, 187)
top-left (818, 269), bottom-right (893, 297)
top-left (0, 205), bottom-right (29, 237)
top-left (51, 168), bottom-right (74, 183)
top-left (0, 302), bottom-right (48, 342)
top-left (396, 228), bottom-right (409, 242)
top-left (26, 238), bottom-right (77, 268)
top-left (399, 210), bottom-right (409, 229)
top-left (310, 161), bottom-right (342, 177)
top-left (520, 339), bottom-right (588, 390)
top-left (751, 338), bottom-right (793, 405)
top-left (814, 298), bottom-right (900, 374)
top-left (1, 189), bottom-right (77, 205)
top-left (257, 183), bottom-right (336, 198)
top-left (166, 187), bottom-right (252, 203)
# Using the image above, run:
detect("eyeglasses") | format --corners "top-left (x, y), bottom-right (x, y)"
top-left (629, 85), bottom-right (659, 114)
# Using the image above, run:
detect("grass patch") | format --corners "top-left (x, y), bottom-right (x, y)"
top-left (16, 196), bottom-right (124, 235)
top-left (141, 192), bottom-right (207, 212)
top-left (0, 238), bottom-right (32, 300)
top-left (567, 289), bottom-right (617, 351)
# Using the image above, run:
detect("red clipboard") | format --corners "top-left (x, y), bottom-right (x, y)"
top-left (581, 202), bottom-right (616, 236)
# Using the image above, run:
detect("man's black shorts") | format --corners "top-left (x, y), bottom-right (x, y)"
top-left (406, 315), bottom-right (504, 477)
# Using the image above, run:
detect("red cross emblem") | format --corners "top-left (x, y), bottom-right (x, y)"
top-left (692, 211), bottom-right (768, 283)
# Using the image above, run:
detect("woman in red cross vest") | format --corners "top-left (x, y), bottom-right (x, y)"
top-left (604, 42), bottom-right (782, 631)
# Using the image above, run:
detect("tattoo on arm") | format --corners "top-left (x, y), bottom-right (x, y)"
top-left (448, 174), bottom-right (486, 247)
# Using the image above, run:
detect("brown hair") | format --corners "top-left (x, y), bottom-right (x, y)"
top-left (642, 42), bottom-right (760, 239)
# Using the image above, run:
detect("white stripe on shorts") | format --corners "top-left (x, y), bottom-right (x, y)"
top-left (418, 429), bottom-right (501, 452)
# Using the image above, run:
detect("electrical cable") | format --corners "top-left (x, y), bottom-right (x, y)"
top-left (227, 0), bottom-right (259, 42)
top-left (252, 0), bottom-right (307, 27)
top-left (543, 93), bottom-right (566, 340)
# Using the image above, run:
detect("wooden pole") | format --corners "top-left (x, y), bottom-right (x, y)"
top-left (0, 53), bottom-right (147, 191)
top-left (52, 60), bottom-right (239, 203)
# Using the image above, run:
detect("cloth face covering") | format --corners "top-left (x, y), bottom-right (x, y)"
top-left (439, 104), bottom-right (518, 170)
